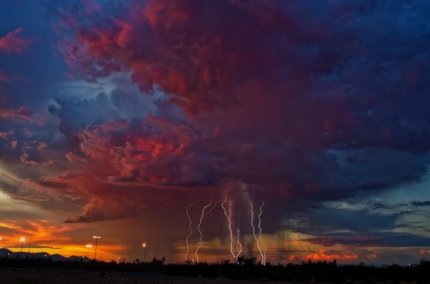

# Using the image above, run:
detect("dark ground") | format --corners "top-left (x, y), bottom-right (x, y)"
top-left (0, 254), bottom-right (429, 284)
top-left (0, 267), bottom-right (296, 284)
top-left (0, 266), bottom-right (427, 284)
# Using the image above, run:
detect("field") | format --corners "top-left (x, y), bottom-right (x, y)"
top-left (0, 256), bottom-right (429, 283)
top-left (0, 267), bottom-right (292, 284)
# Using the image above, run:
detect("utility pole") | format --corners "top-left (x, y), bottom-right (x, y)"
top-left (20, 237), bottom-right (25, 253)
top-left (92, 236), bottom-right (102, 260)
top-left (28, 238), bottom-right (32, 254)
top-left (324, 244), bottom-right (327, 262)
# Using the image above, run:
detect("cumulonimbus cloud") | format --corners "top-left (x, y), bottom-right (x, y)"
top-left (35, 0), bottom-right (430, 235)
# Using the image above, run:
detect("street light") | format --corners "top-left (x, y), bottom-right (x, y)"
top-left (142, 242), bottom-right (147, 262)
top-left (92, 236), bottom-right (101, 260)
top-left (19, 237), bottom-right (26, 253)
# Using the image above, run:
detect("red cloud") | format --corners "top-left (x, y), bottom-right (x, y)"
top-left (60, 0), bottom-right (301, 114)
top-left (0, 28), bottom-right (31, 54)
top-left (0, 107), bottom-right (32, 122)
top-left (75, 115), bottom-right (212, 185)
top-left (59, 0), bottom-right (352, 146)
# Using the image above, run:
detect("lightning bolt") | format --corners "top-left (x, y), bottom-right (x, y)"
top-left (221, 195), bottom-right (244, 262)
top-left (258, 201), bottom-right (267, 265)
top-left (207, 199), bottom-right (223, 214)
top-left (234, 209), bottom-right (243, 259)
top-left (235, 228), bottom-right (243, 259)
top-left (250, 199), bottom-right (264, 265)
top-left (195, 200), bottom-right (213, 263)
top-left (184, 203), bottom-right (193, 262)
top-left (221, 196), bottom-right (235, 261)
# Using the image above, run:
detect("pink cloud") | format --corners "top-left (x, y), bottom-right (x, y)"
top-left (0, 132), bottom-right (8, 139)
top-left (0, 107), bottom-right (32, 122)
top-left (0, 28), bottom-right (32, 54)
top-left (10, 140), bottom-right (18, 149)
top-left (75, 115), bottom-right (210, 185)
top-left (19, 153), bottom-right (54, 167)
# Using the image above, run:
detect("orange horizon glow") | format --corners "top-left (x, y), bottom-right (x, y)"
top-left (0, 219), bottom-right (427, 264)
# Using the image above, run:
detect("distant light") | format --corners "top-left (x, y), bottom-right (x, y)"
top-left (0, 236), bottom-right (3, 241)
top-left (142, 242), bottom-right (147, 248)
top-left (92, 235), bottom-right (102, 239)
top-left (19, 237), bottom-right (26, 243)
top-left (85, 244), bottom-right (93, 248)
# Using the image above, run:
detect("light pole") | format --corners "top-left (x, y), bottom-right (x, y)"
top-left (142, 242), bottom-right (147, 262)
top-left (19, 237), bottom-right (26, 253)
top-left (92, 236), bottom-right (101, 260)
top-left (85, 244), bottom-right (93, 258)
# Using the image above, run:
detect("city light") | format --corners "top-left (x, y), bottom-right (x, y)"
top-left (141, 242), bottom-right (147, 261)
top-left (85, 244), bottom-right (93, 258)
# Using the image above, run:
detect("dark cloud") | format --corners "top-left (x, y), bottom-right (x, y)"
top-left (308, 231), bottom-right (430, 248)
top-left (285, 206), bottom-right (399, 236)
top-left (410, 201), bottom-right (430, 207)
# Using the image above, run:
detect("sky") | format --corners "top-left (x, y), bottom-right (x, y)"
top-left (0, 0), bottom-right (430, 265)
